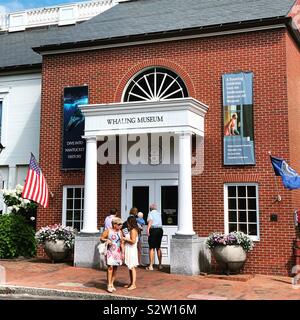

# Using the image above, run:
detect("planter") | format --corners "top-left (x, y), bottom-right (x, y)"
top-left (212, 245), bottom-right (246, 275)
top-left (44, 240), bottom-right (70, 263)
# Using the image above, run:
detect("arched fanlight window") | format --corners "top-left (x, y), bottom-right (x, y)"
top-left (123, 67), bottom-right (189, 102)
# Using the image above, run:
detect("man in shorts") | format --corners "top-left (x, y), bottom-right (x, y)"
top-left (146, 203), bottom-right (163, 271)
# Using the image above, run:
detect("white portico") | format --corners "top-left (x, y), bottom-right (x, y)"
top-left (74, 97), bottom-right (209, 274)
top-left (80, 98), bottom-right (207, 230)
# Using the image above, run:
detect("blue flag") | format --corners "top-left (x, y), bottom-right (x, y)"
top-left (271, 156), bottom-right (300, 190)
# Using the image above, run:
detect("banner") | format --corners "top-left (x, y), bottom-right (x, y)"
top-left (62, 86), bottom-right (88, 169)
top-left (222, 72), bottom-right (255, 165)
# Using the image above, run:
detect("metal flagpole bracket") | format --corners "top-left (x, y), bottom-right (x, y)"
top-left (275, 194), bottom-right (282, 202)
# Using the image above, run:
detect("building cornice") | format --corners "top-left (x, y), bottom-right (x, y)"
top-left (33, 17), bottom-right (293, 56)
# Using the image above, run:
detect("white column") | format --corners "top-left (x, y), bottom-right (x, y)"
top-left (81, 136), bottom-right (98, 233)
top-left (176, 132), bottom-right (195, 235)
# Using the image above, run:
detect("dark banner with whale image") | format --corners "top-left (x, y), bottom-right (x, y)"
top-left (62, 86), bottom-right (88, 169)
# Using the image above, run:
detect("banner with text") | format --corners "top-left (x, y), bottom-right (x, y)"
top-left (62, 86), bottom-right (88, 169)
top-left (222, 72), bottom-right (255, 165)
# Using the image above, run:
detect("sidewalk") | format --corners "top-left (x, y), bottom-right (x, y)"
top-left (0, 259), bottom-right (300, 300)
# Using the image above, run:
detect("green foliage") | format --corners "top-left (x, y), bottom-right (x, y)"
top-left (2, 184), bottom-right (37, 229)
top-left (0, 214), bottom-right (36, 258)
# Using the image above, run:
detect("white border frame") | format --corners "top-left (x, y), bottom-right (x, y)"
top-left (224, 183), bottom-right (260, 241)
top-left (62, 185), bottom-right (84, 227)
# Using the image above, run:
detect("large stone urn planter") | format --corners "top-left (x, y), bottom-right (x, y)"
top-left (44, 240), bottom-right (70, 263)
top-left (212, 245), bottom-right (246, 275)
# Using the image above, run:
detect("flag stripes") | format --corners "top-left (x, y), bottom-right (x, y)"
top-left (22, 154), bottom-right (49, 208)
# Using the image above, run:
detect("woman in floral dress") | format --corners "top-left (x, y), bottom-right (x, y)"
top-left (100, 217), bottom-right (124, 293)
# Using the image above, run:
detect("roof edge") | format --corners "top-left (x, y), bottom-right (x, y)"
top-left (0, 63), bottom-right (42, 73)
top-left (33, 16), bottom-right (292, 54)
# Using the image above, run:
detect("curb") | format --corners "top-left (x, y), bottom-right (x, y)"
top-left (0, 285), bottom-right (151, 300)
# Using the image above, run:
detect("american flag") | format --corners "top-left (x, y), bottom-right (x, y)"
top-left (22, 154), bottom-right (49, 208)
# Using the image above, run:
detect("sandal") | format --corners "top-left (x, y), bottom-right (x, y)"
top-left (128, 285), bottom-right (136, 290)
top-left (124, 284), bottom-right (130, 288)
top-left (158, 265), bottom-right (163, 270)
top-left (107, 285), bottom-right (114, 293)
top-left (146, 266), bottom-right (153, 271)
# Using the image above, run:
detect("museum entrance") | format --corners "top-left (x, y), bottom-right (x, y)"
top-left (125, 179), bottom-right (178, 265)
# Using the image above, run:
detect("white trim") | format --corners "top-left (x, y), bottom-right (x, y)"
top-left (62, 185), bottom-right (84, 228)
top-left (224, 183), bottom-right (260, 241)
top-left (0, 89), bottom-right (9, 148)
top-left (39, 24), bottom-right (286, 56)
top-left (80, 98), bottom-right (209, 137)
top-left (0, 87), bottom-right (10, 94)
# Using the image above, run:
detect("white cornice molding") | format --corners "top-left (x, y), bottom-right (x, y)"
top-left (79, 98), bottom-right (209, 117)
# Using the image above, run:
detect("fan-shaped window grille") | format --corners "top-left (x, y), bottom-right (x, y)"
top-left (123, 67), bottom-right (189, 102)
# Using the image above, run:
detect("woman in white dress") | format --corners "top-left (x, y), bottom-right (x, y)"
top-left (123, 216), bottom-right (139, 290)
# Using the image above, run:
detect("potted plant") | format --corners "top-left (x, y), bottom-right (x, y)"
top-left (206, 231), bottom-right (254, 275)
top-left (35, 224), bottom-right (76, 263)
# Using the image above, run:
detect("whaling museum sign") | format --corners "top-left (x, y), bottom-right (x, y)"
top-left (106, 115), bottom-right (164, 126)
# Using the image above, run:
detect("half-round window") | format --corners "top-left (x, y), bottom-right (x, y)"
top-left (123, 67), bottom-right (189, 102)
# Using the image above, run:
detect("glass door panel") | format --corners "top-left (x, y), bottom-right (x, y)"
top-left (132, 186), bottom-right (149, 222)
top-left (161, 186), bottom-right (178, 226)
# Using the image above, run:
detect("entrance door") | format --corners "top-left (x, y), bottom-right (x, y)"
top-left (126, 179), bottom-right (178, 265)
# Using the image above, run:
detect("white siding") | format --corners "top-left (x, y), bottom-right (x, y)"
top-left (0, 72), bottom-right (41, 188)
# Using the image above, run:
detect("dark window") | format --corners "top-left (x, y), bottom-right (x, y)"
top-left (226, 185), bottom-right (259, 237)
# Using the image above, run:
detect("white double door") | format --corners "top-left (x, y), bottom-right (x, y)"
top-left (126, 179), bottom-right (178, 265)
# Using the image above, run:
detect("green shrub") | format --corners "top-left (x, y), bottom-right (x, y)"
top-left (0, 214), bottom-right (36, 259)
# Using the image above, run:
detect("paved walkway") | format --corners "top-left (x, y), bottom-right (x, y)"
top-left (0, 259), bottom-right (300, 300)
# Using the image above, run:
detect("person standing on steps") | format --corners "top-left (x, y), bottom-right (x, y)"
top-left (146, 203), bottom-right (163, 271)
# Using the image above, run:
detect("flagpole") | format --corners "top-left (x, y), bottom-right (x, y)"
top-left (268, 151), bottom-right (281, 202)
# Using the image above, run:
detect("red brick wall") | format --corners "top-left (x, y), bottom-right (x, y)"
top-left (286, 33), bottom-right (300, 244)
top-left (39, 27), bottom-right (298, 275)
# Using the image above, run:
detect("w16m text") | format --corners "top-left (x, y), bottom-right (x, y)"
top-left (147, 304), bottom-right (197, 315)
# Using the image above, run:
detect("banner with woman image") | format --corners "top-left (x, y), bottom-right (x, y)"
top-left (222, 72), bottom-right (255, 165)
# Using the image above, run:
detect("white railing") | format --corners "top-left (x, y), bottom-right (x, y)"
top-left (0, 0), bottom-right (117, 32)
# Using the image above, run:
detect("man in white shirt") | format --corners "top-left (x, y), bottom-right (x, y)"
top-left (146, 203), bottom-right (163, 271)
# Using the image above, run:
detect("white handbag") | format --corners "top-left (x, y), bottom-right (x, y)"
top-left (97, 241), bottom-right (108, 270)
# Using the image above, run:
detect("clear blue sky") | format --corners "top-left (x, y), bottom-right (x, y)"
top-left (0, 0), bottom-right (89, 13)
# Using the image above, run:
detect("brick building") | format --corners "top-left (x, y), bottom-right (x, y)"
top-left (34, 0), bottom-right (300, 275)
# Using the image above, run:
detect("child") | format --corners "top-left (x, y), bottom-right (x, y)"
top-left (136, 212), bottom-right (145, 266)
top-left (137, 211), bottom-right (145, 231)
